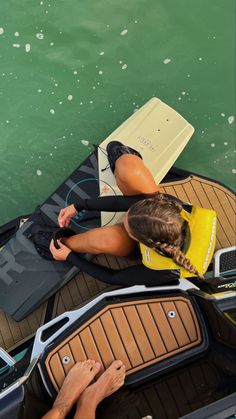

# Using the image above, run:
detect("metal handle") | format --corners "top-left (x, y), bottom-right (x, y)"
top-left (31, 279), bottom-right (197, 361)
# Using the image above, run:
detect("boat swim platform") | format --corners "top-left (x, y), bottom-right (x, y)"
top-left (40, 293), bottom-right (206, 394)
top-left (0, 173), bottom-right (235, 353)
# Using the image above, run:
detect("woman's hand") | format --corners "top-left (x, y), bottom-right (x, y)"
top-left (58, 204), bottom-right (78, 227)
top-left (49, 239), bottom-right (72, 261)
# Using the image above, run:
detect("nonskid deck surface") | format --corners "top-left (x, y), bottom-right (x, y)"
top-left (0, 174), bottom-right (235, 352)
top-left (113, 356), bottom-right (233, 419)
top-left (44, 295), bottom-right (202, 392)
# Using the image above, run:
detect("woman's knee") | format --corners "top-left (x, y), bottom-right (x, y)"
top-left (88, 225), bottom-right (135, 256)
top-left (115, 154), bottom-right (143, 184)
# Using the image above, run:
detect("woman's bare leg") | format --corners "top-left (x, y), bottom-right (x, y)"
top-left (73, 360), bottom-right (126, 419)
top-left (42, 360), bottom-right (100, 419)
top-left (64, 223), bottom-right (136, 257)
top-left (114, 154), bottom-right (163, 195)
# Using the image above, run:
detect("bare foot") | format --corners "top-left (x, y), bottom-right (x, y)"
top-left (53, 360), bottom-right (100, 416)
top-left (74, 360), bottom-right (126, 419)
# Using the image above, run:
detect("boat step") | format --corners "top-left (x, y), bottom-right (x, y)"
top-left (39, 292), bottom-right (207, 396)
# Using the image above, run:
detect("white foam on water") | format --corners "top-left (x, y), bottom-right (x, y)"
top-left (120, 29), bottom-right (128, 36)
top-left (181, 91), bottom-right (186, 95)
top-left (6, 120), bottom-right (9, 124)
top-left (14, 31), bottom-right (20, 37)
top-left (178, 97), bottom-right (182, 100)
top-left (50, 108), bottom-right (55, 114)
top-left (92, 86), bottom-right (96, 90)
top-left (36, 33), bottom-right (44, 40)
top-left (0, 28), bottom-right (4, 35)
top-left (187, 74), bottom-right (191, 77)
top-left (25, 43), bottom-right (31, 53)
top-left (90, 100), bottom-right (93, 104)
top-left (122, 64), bottom-right (127, 70)
top-left (67, 94), bottom-right (73, 101)
top-left (37, 89), bottom-right (42, 93)
top-left (228, 116), bottom-right (234, 124)
top-left (232, 169), bottom-right (236, 174)
top-left (73, 70), bottom-right (78, 74)
top-left (55, 83), bottom-right (58, 87)
top-left (40, 1), bottom-right (43, 4)
top-left (134, 20), bottom-right (138, 23)
top-left (224, 142), bottom-right (228, 146)
top-left (198, 57), bottom-right (202, 61)
top-left (211, 143), bottom-right (215, 147)
top-left (119, 60), bottom-right (123, 64)
top-left (50, 42), bottom-right (54, 46)
top-left (81, 140), bottom-right (89, 146)
top-left (163, 58), bottom-right (171, 64)
top-left (99, 51), bottom-right (105, 55)
top-left (37, 170), bottom-right (42, 176)
top-left (221, 113), bottom-right (225, 117)
top-left (99, 70), bottom-right (103, 75)
top-left (13, 43), bottom-right (20, 48)
top-left (225, 155), bottom-right (228, 158)
top-left (59, 101), bottom-right (62, 104)
top-left (80, 102), bottom-right (83, 105)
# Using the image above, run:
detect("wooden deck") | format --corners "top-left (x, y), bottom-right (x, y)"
top-left (45, 295), bottom-right (202, 392)
top-left (0, 174), bottom-right (235, 353)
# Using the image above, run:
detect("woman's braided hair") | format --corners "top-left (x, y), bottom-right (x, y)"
top-left (128, 194), bottom-right (204, 279)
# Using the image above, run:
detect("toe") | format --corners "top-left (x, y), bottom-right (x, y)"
top-left (93, 362), bottom-right (101, 373)
top-left (113, 360), bottom-right (124, 369)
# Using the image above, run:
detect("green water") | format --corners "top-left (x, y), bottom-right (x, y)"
top-left (0, 0), bottom-right (235, 225)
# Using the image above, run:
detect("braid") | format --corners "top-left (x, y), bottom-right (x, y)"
top-left (156, 242), bottom-right (205, 280)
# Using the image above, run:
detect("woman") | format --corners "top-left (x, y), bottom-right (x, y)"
top-left (50, 141), bottom-right (216, 286)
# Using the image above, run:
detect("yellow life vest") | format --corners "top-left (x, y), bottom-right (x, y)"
top-left (139, 206), bottom-right (217, 278)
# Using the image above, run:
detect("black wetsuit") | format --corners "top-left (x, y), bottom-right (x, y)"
top-left (65, 193), bottom-right (184, 287)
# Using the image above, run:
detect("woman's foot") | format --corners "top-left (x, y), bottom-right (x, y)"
top-left (52, 360), bottom-right (100, 417)
top-left (74, 360), bottom-right (126, 419)
top-left (106, 140), bottom-right (142, 173)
